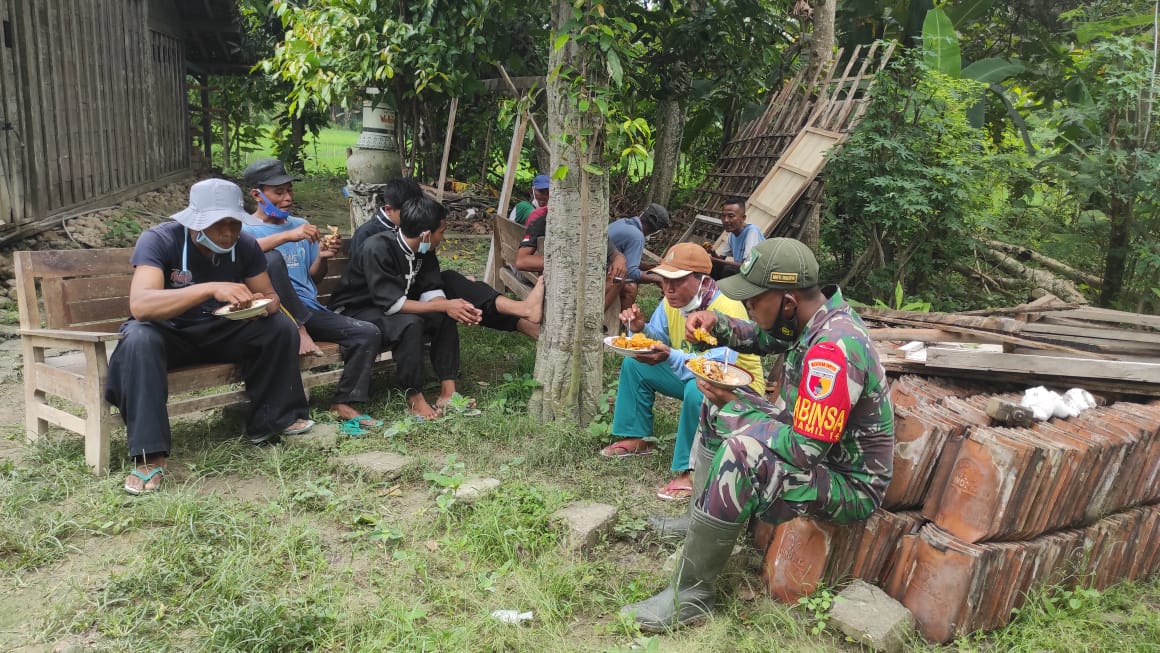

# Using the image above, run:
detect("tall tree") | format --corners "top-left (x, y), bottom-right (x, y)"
top-left (531, 0), bottom-right (617, 423)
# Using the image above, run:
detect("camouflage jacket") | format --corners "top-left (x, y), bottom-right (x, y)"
top-left (708, 286), bottom-right (894, 504)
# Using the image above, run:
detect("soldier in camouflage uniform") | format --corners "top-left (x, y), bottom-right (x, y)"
top-left (622, 238), bottom-right (895, 632)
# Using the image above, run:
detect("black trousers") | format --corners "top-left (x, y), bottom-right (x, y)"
top-left (440, 270), bottom-right (520, 332)
top-left (265, 250), bottom-right (382, 404)
top-left (105, 316), bottom-right (309, 458)
top-left (345, 307), bottom-right (460, 396)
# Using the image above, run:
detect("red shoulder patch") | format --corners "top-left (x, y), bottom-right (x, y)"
top-left (792, 341), bottom-right (850, 443)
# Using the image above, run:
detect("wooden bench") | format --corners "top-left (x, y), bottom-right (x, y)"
top-left (15, 247), bottom-right (392, 475)
top-left (488, 214), bottom-right (540, 299)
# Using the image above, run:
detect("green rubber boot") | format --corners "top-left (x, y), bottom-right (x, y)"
top-left (647, 442), bottom-right (715, 538)
top-left (621, 508), bottom-right (743, 632)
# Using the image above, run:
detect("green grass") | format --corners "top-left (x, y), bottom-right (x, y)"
top-left (1, 177), bottom-right (1156, 652)
top-left (216, 126), bottom-right (361, 177)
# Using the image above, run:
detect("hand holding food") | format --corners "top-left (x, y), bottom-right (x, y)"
top-left (322, 225), bottom-right (340, 249)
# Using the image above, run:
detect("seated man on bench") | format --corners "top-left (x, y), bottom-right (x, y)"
top-left (106, 178), bottom-right (313, 495)
top-left (241, 158), bottom-right (385, 436)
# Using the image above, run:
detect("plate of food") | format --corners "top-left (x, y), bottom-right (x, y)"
top-left (213, 298), bottom-right (272, 320)
top-left (685, 357), bottom-right (753, 389)
top-left (604, 333), bottom-right (662, 356)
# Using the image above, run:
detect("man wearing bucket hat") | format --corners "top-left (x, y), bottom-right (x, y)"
top-left (600, 242), bottom-right (764, 502)
top-left (105, 178), bottom-right (313, 495)
top-left (621, 237), bottom-right (894, 632)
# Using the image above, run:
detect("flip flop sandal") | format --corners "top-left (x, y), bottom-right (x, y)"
top-left (656, 478), bottom-right (694, 501)
top-left (124, 467), bottom-right (165, 495)
top-left (339, 414), bottom-right (383, 434)
top-left (283, 419), bottom-right (315, 436)
top-left (599, 440), bottom-right (656, 458)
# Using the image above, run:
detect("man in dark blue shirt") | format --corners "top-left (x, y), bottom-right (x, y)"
top-left (105, 179), bottom-right (312, 495)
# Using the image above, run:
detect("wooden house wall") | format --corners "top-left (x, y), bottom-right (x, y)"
top-left (0, 0), bottom-right (189, 226)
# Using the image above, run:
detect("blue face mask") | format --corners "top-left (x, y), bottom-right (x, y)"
top-left (417, 240), bottom-right (431, 255)
top-left (257, 190), bottom-right (290, 220)
top-left (196, 230), bottom-right (235, 255)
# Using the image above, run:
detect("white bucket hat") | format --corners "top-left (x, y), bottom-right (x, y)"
top-left (170, 179), bottom-right (259, 230)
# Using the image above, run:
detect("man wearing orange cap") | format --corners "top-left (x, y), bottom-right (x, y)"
top-left (600, 243), bottom-right (765, 500)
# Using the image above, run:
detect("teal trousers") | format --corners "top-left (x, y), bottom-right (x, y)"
top-left (611, 358), bottom-right (703, 472)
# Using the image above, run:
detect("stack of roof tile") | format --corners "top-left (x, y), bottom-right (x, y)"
top-left (889, 504), bottom-right (1159, 642)
top-left (753, 510), bottom-right (923, 603)
top-left (754, 380), bottom-right (1160, 642)
top-left (925, 402), bottom-right (1160, 542)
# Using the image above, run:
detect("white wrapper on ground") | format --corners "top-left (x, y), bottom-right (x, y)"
top-left (490, 610), bottom-right (533, 625)
top-left (1020, 386), bottom-right (1097, 421)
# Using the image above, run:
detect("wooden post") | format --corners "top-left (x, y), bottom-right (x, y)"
top-left (496, 64), bottom-right (550, 153)
top-left (435, 96), bottom-right (458, 202)
top-left (496, 110), bottom-right (528, 221)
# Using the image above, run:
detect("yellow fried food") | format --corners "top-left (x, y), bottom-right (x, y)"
top-left (611, 333), bottom-right (660, 350)
top-left (692, 327), bottom-right (718, 346)
top-left (687, 357), bottom-right (726, 381)
top-left (322, 225), bottom-right (340, 248)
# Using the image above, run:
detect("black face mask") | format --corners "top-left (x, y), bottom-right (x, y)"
top-left (770, 293), bottom-right (799, 344)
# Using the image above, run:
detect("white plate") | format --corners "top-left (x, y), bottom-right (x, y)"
top-left (685, 359), bottom-right (753, 389)
top-left (603, 335), bottom-right (660, 356)
top-left (213, 298), bottom-right (272, 320)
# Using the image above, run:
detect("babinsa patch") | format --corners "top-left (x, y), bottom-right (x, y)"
top-left (792, 341), bottom-right (850, 443)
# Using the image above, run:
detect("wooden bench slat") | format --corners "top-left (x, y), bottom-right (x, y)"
top-left (16, 248), bottom-right (134, 278)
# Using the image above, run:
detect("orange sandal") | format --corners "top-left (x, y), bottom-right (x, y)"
top-left (656, 477), bottom-right (694, 501)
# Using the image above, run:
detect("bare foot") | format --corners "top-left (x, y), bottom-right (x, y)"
top-left (408, 394), bottom-right (441, 420)
top-left (525, 276), bottom-right (545, 324)
top-left (299, 326), bottom-right (323, 357)
top-left (516, 318), bottom-right (539, 339)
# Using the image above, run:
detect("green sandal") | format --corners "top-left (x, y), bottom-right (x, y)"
top-left (339, 414), bottom-right (381, 437)
top-left (124, 467), bottom-right (165, 495)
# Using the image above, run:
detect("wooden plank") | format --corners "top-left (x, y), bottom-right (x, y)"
top-left (496, 111), bottom-right (527, 220)
top-left (1047, 308), bottom-right (1160, 331)
top-left (18, 247), bottom-right (133, 278)
top-left (60, 1), bottom-right (88, 201)
top-left (0, 0), bottom-right (27, 224)
top-left (435, 96), bottom-right (458, 203)
top-left (60, 275), bottom-right (132, 302)
top-left (64, 298), bottom-right (132, 327)
top-left (867, 327), bottom-right (1000, 344)
top-left (924, 348), bottom-right (1160, 384)
top-left (108, 0), bottom-right (128, 188)
top-left (30, 360), bottom-right (88, 404)
top-left (1020, 320), bottom-right (1160, 346)
top-left (45, 1), bottom-right (73, 207)
top-left (13, 0), bottom-right (47, 217)
top-left (29, 401), bottom-right (87, 435)
top-left (78, 0), bottom-right (104, 196)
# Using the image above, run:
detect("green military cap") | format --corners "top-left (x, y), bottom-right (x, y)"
top-left (718, 237), bottom-right (819, 300)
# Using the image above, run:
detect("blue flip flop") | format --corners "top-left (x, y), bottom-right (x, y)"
top-left (124, 467), bottom-right (165, 495)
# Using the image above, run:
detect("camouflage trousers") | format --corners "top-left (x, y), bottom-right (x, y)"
top-left (694, 390), bottom-right (877, 526)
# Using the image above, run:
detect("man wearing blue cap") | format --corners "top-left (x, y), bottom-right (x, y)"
top-left (509, 173), bottom-right (550, 225)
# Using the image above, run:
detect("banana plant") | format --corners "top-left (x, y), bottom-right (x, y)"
top-left (921, 4), bottom-right (1031, 150)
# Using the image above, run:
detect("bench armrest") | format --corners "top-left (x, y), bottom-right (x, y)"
top-left (19, 328), bottom-right (124, 343)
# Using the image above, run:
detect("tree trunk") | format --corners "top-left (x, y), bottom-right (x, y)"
top-left (805, 0), bottom-right (837, 84)
top-left (287, 113), bottom-right (306, 171)
top-left (1099, 195), bottom-right (1133, 306)
top-left (646, 97), bottom-right (684, 207)
top-left (530, 1), bottom-right (610, 425)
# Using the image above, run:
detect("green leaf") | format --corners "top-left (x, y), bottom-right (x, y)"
top-left (606, 50), bottom-right (624, 86)
top-left (1076, 12), bottom-right (1155, 44)
top-left (961, 58), bottom-right (1025, 84)
top-left (553, 33), bottom-right (569, 51)
top-left (921, 9), bottom-right (961, 78)
top-left (552, 165), bottom-right (569, 180)
top-left (581, 163), bottom-right (604, 176)
top-left (946, 0), bottom-right (994, 28)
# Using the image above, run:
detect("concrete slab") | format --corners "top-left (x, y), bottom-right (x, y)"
top-left (551, 501), bottom-right (618, 555)
top-left (333, 451), bottom-right (413, 481)
top-left (453, 477), bottom-right (501, 503)
top-left (829, 579), bottom-right (915, 653)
